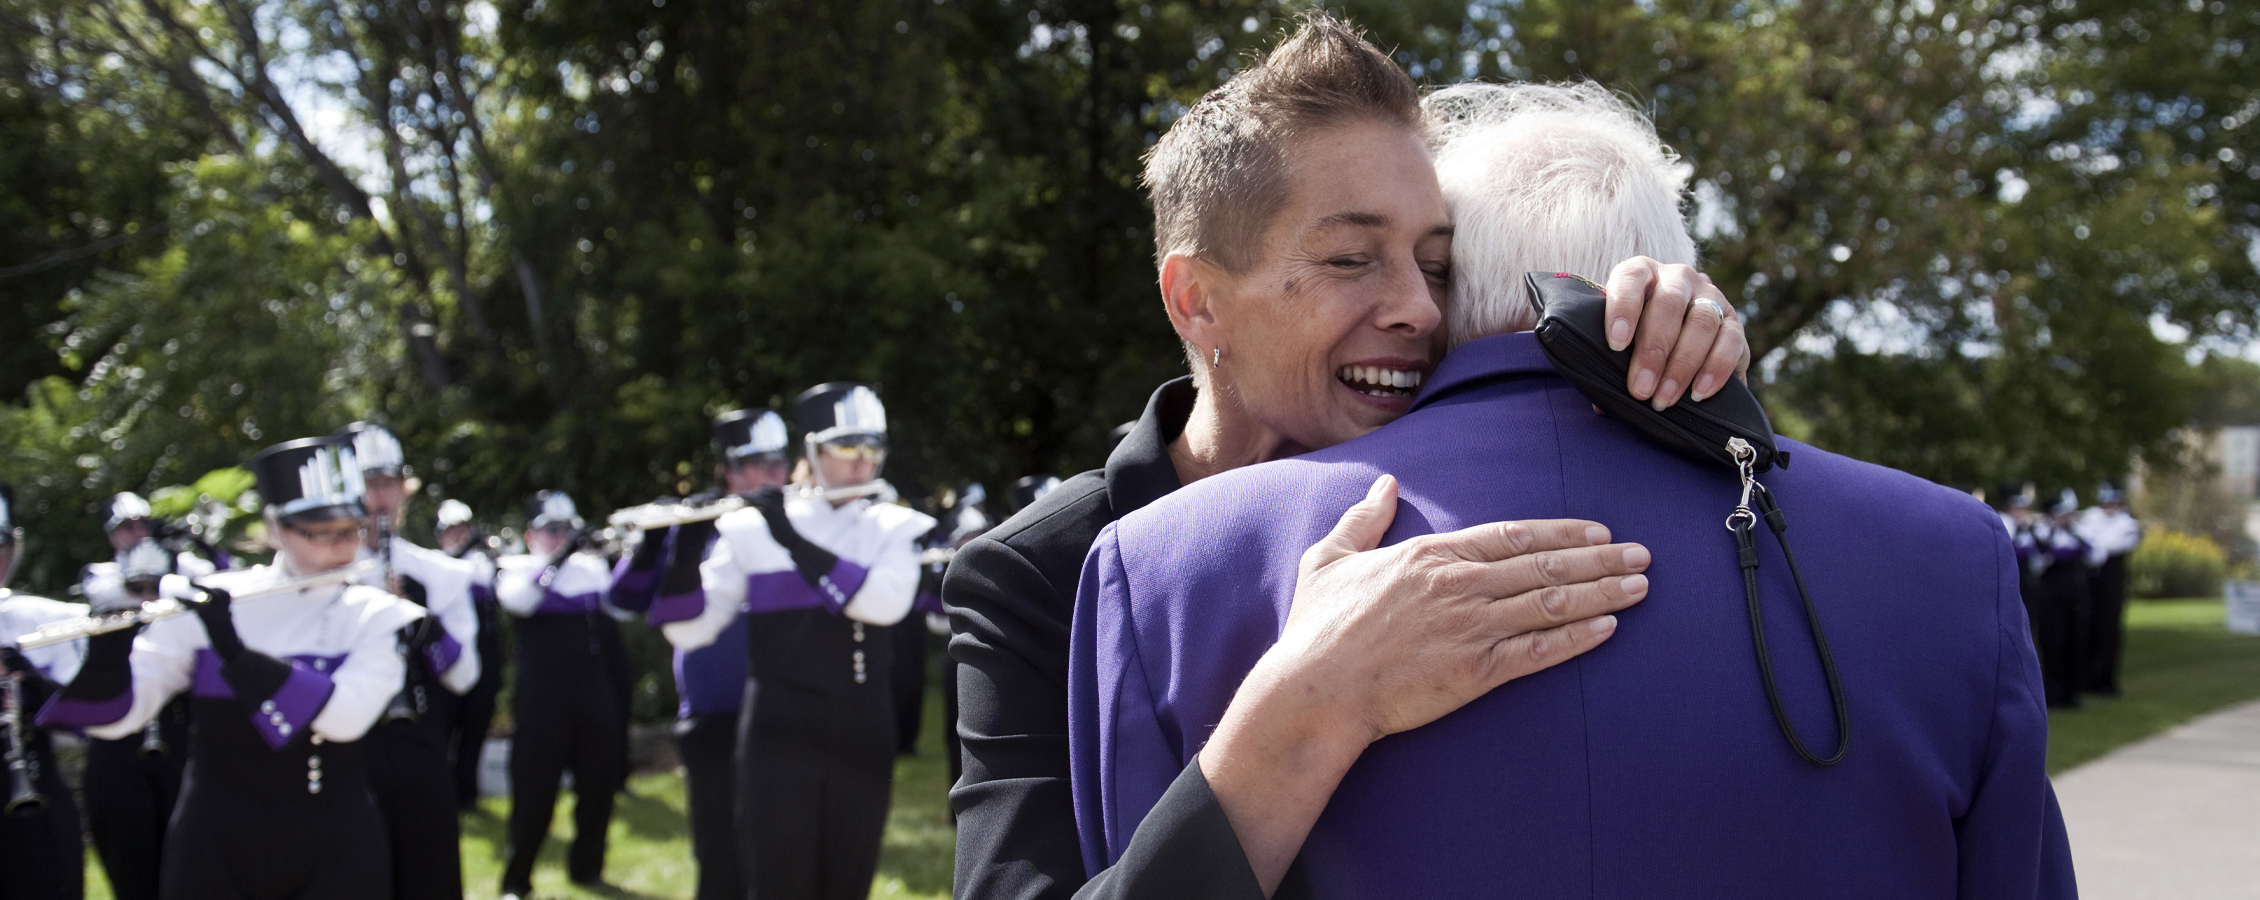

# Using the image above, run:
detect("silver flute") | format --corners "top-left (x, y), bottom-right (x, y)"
top-left (606, 481), bottom-right (897, 533)
top-left (13, 561), bottom-right (379, 651)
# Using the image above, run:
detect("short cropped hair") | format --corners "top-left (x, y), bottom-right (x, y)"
top-left (1425, 81), bottom-right (1698, 349)
top-left (1143, 11), bottom-right (1422, 274)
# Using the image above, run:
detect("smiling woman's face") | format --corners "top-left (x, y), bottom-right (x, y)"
top-left (1203, 120), bottom-right (1451, 454)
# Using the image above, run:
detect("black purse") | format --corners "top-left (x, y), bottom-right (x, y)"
top-left (1529, 272), bottom-right (1848, 767)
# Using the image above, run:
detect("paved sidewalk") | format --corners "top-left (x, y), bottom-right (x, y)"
top-left (2055, 699), bottom-right (2260, 899)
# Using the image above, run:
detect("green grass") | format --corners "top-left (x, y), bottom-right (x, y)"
top-left (2043, 597), bottom-right (2260, 774)
top-left (78, 602), bottom-right (2259, 897)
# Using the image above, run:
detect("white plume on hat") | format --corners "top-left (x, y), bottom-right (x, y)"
top-left (349, 425), bottom-right (407, 474)
top-left (107, 492), bottom-right (153, 531)
top-left (286, 445), bottom-right (367, 516)
top-left (728, 411), bottom-right (791, 459)
top-left (119, 539), bottom-right (173, 580)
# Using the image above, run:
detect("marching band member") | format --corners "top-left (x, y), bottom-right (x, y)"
top-left (78, 539), bottom-right (195, 900)
top-left (435, 498), bottom-right (504, 810)
top-left (927, 483), bottom-right (994, 786)
top-left (79, 494), bottom-right (216, 900)
top-left (0, 482), bottom-right (90, 900)
top-left (2077, 484), bottom-right (2142, 696)
top-left (339, 422), bottom-right (481, 900)
top-left (40, 437), bottom-right (428, 900)
top-left (495, 491), bottom-right (629, 900)
top-left (664, 383), bottom-right (933, 900)
top-left (612, 407), bottom-right (791, 900)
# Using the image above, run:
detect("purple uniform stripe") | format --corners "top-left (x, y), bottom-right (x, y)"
top-left (425, 632), bottom-right (465, 674)
top-left (251, 664), bottom-right (335, 750)
top-left (648, 589), bottom-right (704, 626)
top-left (913, 590), bottom-right (945, 616)
top-left (608, 556), bottom-right (661, 613)
top-left (742, 560), bottom-right (869, 615)
top-left (533, 590), bottom-right (601, 616)
top-left (36, 689), bottom-right (133, 730)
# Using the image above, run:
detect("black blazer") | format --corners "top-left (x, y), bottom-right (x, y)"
top-left (945, 377), bottom-right (1269, 900)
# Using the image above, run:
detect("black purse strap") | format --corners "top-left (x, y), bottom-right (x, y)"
top-left (1726, 440), bottom-right (1849, 766)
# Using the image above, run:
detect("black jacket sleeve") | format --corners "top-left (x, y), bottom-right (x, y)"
top-left (945, 504), bottom-right (1269, 900)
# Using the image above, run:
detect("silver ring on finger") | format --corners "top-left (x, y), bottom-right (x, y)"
top-left (1690, 297), bottom-right (1726, 322)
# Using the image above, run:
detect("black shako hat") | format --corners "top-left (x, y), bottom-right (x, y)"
top-left (1011, 475), bottom-right (1061, 512)
top-left (248, 436), bottom-right (368, 523)
top-left (713, 408), bottom-right (790, 461)
top-left (795, 382), bottom-right (887, 447)
top-left (0, 480), bottom-right (15, 541)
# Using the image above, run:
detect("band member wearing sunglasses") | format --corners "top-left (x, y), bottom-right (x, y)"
top-left (494, 490), bottom-right (631, 900)
top-left (76, 537), bottom-right (202, 900)
top-left (0, 481), bottom-right (92, 900)
top-left (41, 437), bottom-right (431, 900)
top-left (338, 422), bottom-right (482, 900)
top-left (608, 407), bottom-right (790, 900)
top-left (661, 383), bottom-right (934, 900)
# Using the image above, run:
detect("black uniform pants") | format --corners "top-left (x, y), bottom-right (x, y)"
top-left (502, 622), bottom-right (628, 894)
top-left (453, 624), bottom-right (505, 808)
top-left (736, 678), bottom-right (895, 900)
top-left (2084, 553), bottom-right (2131, 695)
top-left (891, 622), bottom-right (926, 755)
top-left (367, 690), bottom-right (464, 900)
top-left (675, 713), bottom-right (742, 900)
top-left (0, 735), bottom-right (83, 900)
top-left (2026, 563), bottom-right (2087, 708)
top-left (83, 700), bottom-right (188, 900)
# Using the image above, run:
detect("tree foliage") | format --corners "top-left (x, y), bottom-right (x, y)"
top-left (2, 0), bottom-right (2254, 595)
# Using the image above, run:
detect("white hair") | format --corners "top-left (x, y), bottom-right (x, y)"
top-left (1425, 81), bottom-right (1699, 349)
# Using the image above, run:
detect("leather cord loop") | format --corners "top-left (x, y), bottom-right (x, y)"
top-left (1739, 485), bottom-right (1850, 767)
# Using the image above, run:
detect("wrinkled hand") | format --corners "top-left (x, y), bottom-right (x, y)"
top-left (1273, 474), bottom-right (1651, 743)
top-left (189, 584), bottom-right (247, 663)
top-left (1604, 256), bottom-right (1750, 410)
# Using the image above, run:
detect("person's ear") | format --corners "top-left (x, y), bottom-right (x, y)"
top-left (1161, 252), bottom-right (1228, 358)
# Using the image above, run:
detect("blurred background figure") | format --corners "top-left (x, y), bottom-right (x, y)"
top-left (494, 490), bottom-right (630, 899)
top-left (78, 539), bottom-right (192, 900)
top-left (0, 480), bottom-right (91, 900)
top-left (434, 497), bottom-right (504, 811)
top-left (2077, 485), bottom-right (2142, 698)
top-left (338, 422), bottom-right (481, 900)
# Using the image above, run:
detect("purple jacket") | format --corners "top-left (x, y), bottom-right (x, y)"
top-left (1070, 332), bottom-right (2073, 899)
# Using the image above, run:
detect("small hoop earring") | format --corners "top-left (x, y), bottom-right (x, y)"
top-left (1212, 347), bottom-right (1222, 368)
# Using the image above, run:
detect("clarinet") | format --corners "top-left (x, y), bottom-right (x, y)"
top-left (377, 516), bottom-right (422, 723)
top-left (3, 671), bottom-right (45, 816)
top-left (138, 717), bottom-right (168, 758)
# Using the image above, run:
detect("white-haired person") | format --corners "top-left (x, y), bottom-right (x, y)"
top-left (945, 14), bottom-right (1756, 900)
top-left (42, 437), bottom-right (430, 900)
top-left (493, 490), bottom-right (631, 899)
top-left (1071, 80), bottom-right (2072, 898)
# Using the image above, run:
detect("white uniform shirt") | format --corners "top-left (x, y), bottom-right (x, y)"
top-left (495, 551), bottom-right (618, 618)
top-left (83, 563), bottom-right (425, 745)
top-left (354, 537), bottom-right (481, 693)
top-left (0, 591), bottom-right (89, 686)
top-left (667, 494), bottom-right (934, 651)
top-left (2075, 508), bottom-right (2142, 567)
